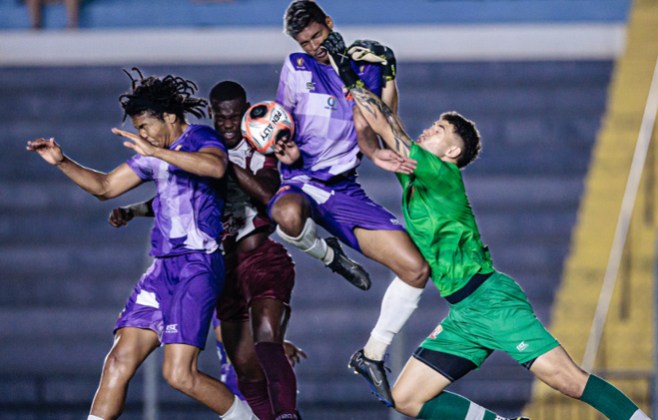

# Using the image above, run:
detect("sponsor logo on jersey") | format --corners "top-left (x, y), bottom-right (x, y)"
top-left (305, 82), bottom-right (316, 91)
top-left (516, 341), bottom-right (528, 351)
top-left (165, 324), bottom-right (178, 334)
top-left (429, 324), bottom-right (443, 338)
top-left (325, 96), bottom-right (337, 111)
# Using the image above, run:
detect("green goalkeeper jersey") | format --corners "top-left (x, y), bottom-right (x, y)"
top-left (396, 142), bottom-right (494, 297)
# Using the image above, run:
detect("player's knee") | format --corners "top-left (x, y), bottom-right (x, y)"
top-left (391, 388), bottom-right (420, 417)
top-left (162, 363), bottom-right (196, 393)
top-left (270, 199), bottom-right (304, 233)
top-left (399, 258), bottom-right (429, 288)
top-left (102, 349), bottom-right (139, 382)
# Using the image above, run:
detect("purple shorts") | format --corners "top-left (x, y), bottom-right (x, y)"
top-left (268, 174), bottom-right (405, 252)
top-left (115, 251), bottom-right (224, 349)
top-left (216, 238), bottom-right (295, 323)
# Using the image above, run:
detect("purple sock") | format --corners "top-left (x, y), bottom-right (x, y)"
top-left (238, 379), bottom-right (273, 420)
top-left (254, 342), bottom-right (298, 419)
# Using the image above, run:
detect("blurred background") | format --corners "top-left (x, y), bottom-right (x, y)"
top-left (1, 0), bottom-right (657, 419)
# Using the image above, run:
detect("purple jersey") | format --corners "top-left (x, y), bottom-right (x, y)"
top-left (276, 52), bottom-right (383, 181)
top-left (127, 124), bottom-right (227, 257)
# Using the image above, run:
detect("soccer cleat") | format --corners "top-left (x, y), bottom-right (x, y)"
top-left (503, 417), bottom-right (530, 420)
top-left (325, 237), bottom-right (371, 290)
top-left (348, 349), bottom-right (393, 407)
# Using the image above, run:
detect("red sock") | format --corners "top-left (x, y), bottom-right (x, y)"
top-left (237, 378), bottom-right (273, 420)
top-left (254, 341), bottom-right (298, 419)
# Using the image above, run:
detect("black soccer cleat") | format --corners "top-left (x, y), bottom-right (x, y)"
top-left (325, 237), bottom-right (371, 290)
top-left (507, 417), bottom-right (530, 420)
top-left (348, 349), bottom-right (393, 407)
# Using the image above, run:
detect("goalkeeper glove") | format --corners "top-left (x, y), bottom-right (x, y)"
top-left (322, 32), bottom-right (364, 90)
top-left (348, 39), bottom-right (396, 82)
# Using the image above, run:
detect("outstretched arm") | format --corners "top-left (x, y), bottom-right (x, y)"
top-left (26, 137), bottom-right (142, 200)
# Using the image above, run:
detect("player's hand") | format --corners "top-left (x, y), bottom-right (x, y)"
top-left (273, 131), bottom-right (300, 165)
top-left (108, 207), bottom-right (134, 228)
top-left (283, 340), bottom-right (307, 367)
top-left (348, 40), bottom-right (396, 81)
top-left (111, 128), bottom-right (157, 157)
top-left (26, 137), bottom-right (65, 166)
top-left (322, 32), bottom-right (363, 89)
top-left (372, 148), bottom-right (416, 175)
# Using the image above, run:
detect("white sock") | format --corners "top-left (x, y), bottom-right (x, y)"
top-left (276, 218), bottom-right (332, 263)
top-left (87, 416), bottom-right (104, 420)
top-left (220, 395), bottom-right (257, 419)
top-left (364, 277), bottom-right (424, 360)
top-left (630, 409), bottom-right (651, 420)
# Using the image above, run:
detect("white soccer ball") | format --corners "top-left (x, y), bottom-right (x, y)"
top-left (241, 101), bottom-right (295, 154)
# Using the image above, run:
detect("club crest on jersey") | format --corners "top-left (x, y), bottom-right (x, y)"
top-left (295, 57), bottom-right (307, 69)
top-left (429, 324), bottom-right (443, 338)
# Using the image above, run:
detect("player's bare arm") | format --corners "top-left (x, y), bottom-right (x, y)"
top-left (354, 109), bottom-right (415, 174)
top-left (231, 164), bottom-right (280, 206)
top-left (108, 197), bottom-right (154, 228)
top-left (27, 137), bottom-right (142, 200)
top-left (112, 127), bottom-right (228, 179)
top-left (350, 86), bottom-right (413, 158)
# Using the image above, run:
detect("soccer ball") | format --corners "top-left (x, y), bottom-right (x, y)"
top-left (241, 101), bottom-right (294, 154)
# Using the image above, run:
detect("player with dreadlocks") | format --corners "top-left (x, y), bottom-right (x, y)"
top-left (26, 68), bottom-right (257, 420)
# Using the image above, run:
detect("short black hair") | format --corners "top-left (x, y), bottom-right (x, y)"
top-left (284, 0), bottom-right (328, 38)
top-left (119, 67), bottom-right (207, 121)
top-left (209, 80), bottom-right (247, 104)
top-left (440, 111), bottom-right (481, 168)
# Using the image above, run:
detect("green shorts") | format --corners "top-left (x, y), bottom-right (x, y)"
top-left (420, 271), bottom-right (559, 367)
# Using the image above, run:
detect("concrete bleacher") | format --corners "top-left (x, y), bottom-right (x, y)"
top-left (0, 57), bottom-right (613, 418)
top-left (0, 0), bottom-right (630, 30)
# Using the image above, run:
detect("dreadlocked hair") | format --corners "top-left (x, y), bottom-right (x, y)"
top-left (119, 67), bottom-right (207, 121)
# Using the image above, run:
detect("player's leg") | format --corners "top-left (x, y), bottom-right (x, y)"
top-left (161, 252), bottom-right (256, 418)
top-left (89, 327), bottom-right (159, 419)
top-left (269, 183), bottom-right (370, 289)
top-left (251, 298), bottom-right (299, 420)
top-left (392, 349), bottom-right (527, 420)
top-left (355, 228), bottom-right (428, 358)
top-left (530, 346), bottom-right (650, 420)
top-left (162, 343), bottom-right (255, 418)
top-left (348, 228), bottom-right (429, 404)
top-left (213, 322), bottom-right (244, 399)
top-left (221, 319), bottom-right (273, 420)
top-left (243, 238), bottom-right (300, 419)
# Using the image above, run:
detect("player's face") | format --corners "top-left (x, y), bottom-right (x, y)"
top-left (131, 112), bottom-right (177, 148)
top-left (417, 119), bottom-right (461, 159)
top-left (294, 18), bottom-right (333, 64)
top-left (210, 98), bottom-right (249, 148)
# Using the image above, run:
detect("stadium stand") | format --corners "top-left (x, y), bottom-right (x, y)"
top-left (0, 0), bottom-right (634, 418)
top-left (525, 0), bottom-right (658, 417)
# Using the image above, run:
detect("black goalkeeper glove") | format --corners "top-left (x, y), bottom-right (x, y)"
top-left (348, 39), bottom-right (396, 82)
top-left (322, 32), bottom-right (364, 90)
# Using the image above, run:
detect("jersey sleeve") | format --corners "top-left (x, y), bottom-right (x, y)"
top-left (126, 155), bottom-right (154, 181)
top-left (193, 126), bottom-right (227, 153)
top-left (276, 56), bottom-right (298, 113)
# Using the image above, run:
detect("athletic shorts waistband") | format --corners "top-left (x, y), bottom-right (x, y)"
top-left (445, 272), bottom-right (493, 305)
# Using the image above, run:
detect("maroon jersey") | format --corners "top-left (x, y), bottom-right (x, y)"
top-left (223, 139), bottom-right (277, 242)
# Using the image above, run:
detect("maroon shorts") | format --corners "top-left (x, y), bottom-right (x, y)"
top-left (216, 238), bottom-right (295, 323)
